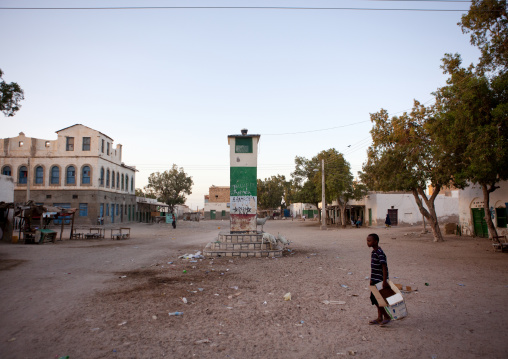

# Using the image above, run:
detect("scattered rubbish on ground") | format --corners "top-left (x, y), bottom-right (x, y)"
top-left (182, 297), bottom-right (188, 304)
top-left (152, 315), bottom-right (157, 320)
top-left (198, 288), bottom-right (204, 292)
top-left (7, 338), bottom-right (16, 342)
top-left (118, 321), bottom-right (127, 326)
top-left (195, 339), bottom-right (211, 344)
top-left (394, 284), bottom-right (418, 292)
top-left (348, 350), bottom-right (357, 356)
top-left (183, 270), bottom-right (187, 273)
top-left (284, 292), bottom-right (292, 301)
top-left (425, 283), bottom-right (430, 286)
top-left (91, 328), bottom-right (100, 331)
top-left (263, 301), bottom-right (267, 305)
top-left (458, 283), bottom-right (466, 286)
top-left (168, 312), bottom-right (184, 316)
top-left (347, 272), bottom-right (353, 275)
top-left (322, 300), bottom-right (346, 305)
top-left (119, 275), bottom-right (127, 278)
top-left (179, 251), bottom-right (205, 259)
top-left (341, 285), bottom-right (348, 289)
top-left (230, 286), bottom-right (239, 290)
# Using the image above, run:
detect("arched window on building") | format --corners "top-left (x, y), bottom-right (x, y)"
top-left (50, 166), bottom-right (59, 184)
top-left (19, 166), bottom-right (28, 184)
top-left (35, 166), bottom-right (44, 184)
top-left (2, 166), bottom-right (12, 176)
top-left (121, 174), bottom-right (124, 190)
top-left (66, 166), bottom-right (76, 184)
top-left (106, 169), bottom-right (110, 187)
top-left (116, 173), bottom-right (119, 188)
top-left (100, 167), bottom-right (104, 186)
top-left (125, 175), bottom-right (129, 192)
top-left (131, 177), bottom-right (134, 192)
top-left (111, 171), bottom-right (115, 188)
top-left (82, 166), bottom-right (91, 184)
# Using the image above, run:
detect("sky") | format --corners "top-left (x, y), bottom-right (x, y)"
top-left (0, 0), bottom-right (481, 209)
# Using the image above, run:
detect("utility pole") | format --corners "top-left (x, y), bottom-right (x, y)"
top-left (321, 159), bottom-right (327, 230)
top-left (26, 157), bottom-right (30, 202)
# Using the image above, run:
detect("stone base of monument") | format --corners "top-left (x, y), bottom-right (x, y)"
top-left (203, 231), bottom-right (282, 258)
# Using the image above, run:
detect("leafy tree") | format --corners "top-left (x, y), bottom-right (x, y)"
top-left (135, 187), bottom-right (157, 199)
top-left (257, 175), bottom-right (287, 210)
top-left (459, 0), bottom-right (507, 74)
top-left (362, 101), bottom-right (463, 242)
top-left (291, 155), bottom-right (321, 214)
top-left (145, 164), bottom-right (193, 213)
top-left (292, 149), bottom-right (365, 226)
top-left (0, 69), bottom-right (24, 117)
top-left (430, 54), bottom-right (508, 239)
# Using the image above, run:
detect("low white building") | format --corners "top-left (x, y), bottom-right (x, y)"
top-left (328, 191), bottom-right (459, 227)
top-left (458, 182), bottom-right (508, 238)
top-left (289, 203), bottom-right (319, 219)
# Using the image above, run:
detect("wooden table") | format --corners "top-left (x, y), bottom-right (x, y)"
top-left (85, 227), bottom-right (105, 239)
top-left (111, 227), bottom-right (131, 240)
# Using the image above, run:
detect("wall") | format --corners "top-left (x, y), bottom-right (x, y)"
top-left (350, 191), bottom-right (459, 226)
top-left (0, 174), bottom-right (14, 202)
top-left (209, 186), bottom-right (230, 203)
top-left (458, 182), bottom-right (508, 237)
top-left (204, 202), bottom-right (230, 220)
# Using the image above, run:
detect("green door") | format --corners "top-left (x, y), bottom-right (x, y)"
top-left (472, 208), bottom-right (488, 238)
top-left (210, 210), bottom-right (216, 220)
top-left (368, 208), bottom-right (372, 226)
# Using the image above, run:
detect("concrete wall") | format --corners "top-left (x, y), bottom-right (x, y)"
top-left (348, 191), bottom-right (459, 226)
top-left (458, 182), bottom-right (508, 237)
top-left (209, 186), bottom-right (230, 203)
top-left (14, 189), bottom-right (136, 225)
top-left (0, 174), bottom-right (14, 202)
top-left (204, 202), bottom-right (230, 220)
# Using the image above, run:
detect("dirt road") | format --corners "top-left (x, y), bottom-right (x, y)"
top-left (0, 220), bottom-right (507, 358)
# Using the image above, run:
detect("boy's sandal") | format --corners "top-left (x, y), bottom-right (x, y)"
top-left (369, 319), bottom-right (381, 325)
top-left (379, 319), bottom-right (391, 327)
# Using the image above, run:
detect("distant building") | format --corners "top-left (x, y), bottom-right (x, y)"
top-left (204, 186), bottom-right (230, 220)
top-left (0, 124), bottom-right (137, 224)
top-left (457, 182), bottom-right (508, 238)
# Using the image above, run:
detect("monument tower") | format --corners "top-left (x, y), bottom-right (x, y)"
top-left (228, 129), bottom-right (260, 233)
top-left (203, 129), bottom-right (283, 258)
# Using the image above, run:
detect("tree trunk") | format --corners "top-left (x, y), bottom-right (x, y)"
top-left (412, 187), bottom-right (444, 242)
top-left (481, 183), bottom-right (499, 239)
top-left (336, 198), bottom-right (347, 228)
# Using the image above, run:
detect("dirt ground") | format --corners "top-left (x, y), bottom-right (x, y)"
top-left (0, 219), bottom-right (507, 359)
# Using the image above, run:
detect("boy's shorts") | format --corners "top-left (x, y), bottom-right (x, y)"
top-left (370, 292), bottom-right (379, 306)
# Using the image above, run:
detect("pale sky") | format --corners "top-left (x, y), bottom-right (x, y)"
top-left (0, 0), bottom-right (480, 209)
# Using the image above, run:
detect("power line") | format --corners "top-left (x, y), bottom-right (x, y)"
top-left (0, 6), bottom-right (474, 12)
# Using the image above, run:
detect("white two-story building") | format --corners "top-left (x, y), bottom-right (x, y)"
top-left (0, 124), bottom-right (137, 224)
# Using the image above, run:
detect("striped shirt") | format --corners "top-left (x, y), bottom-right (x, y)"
top-left (371, 247), bottom-right (388, 284)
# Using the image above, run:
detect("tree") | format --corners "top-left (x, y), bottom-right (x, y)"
top-left (292, 149), bottom-right (365, 226)
top-left (135, 187), bottom-right (156, 199)
top-left (257, 175), bottom-right (287, 210)
top-left (0, 69), bottom-right (24, 117)
top-left (291, 156), bottom-right (321, 215)
top-left (430, 54), bottom-right (508, 239)
top-left (459, 0), bottom-right (507, 74)
top-left (145, 164), bottom-right (193, 213)
top-left (315, 149), bottom-right (368, 228)
top-left (362, 101), bottom-right (464, 242)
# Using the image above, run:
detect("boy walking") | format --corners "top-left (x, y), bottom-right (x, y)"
top-left (367, 233), bottom-right (391, 326)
